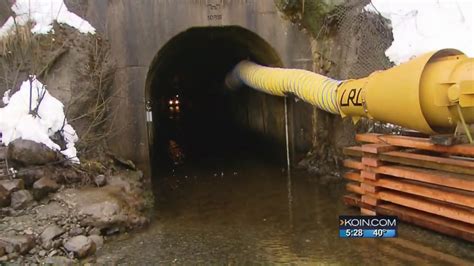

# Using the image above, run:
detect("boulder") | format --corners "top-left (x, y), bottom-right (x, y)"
top-left (0, 246), bottom-right (4, 257)
top-left (35, 201), bottom-right (68, 219)
top-left (63, 235), bottom-right (96, 258)
top-left (0, 235), bottom-right (35, 254)
top-left (0, 179), bottom-right (24, 193)
top-left (0, 185), bottom-right (10, 207)
top-left (40, 225), bottom-right (65, 244)
top-left (44, 256), bottom-right (74, 265)
top-left (59, 168), bottom-right (82, 183)
top-left (7, 139), bottom-right (59, 166)
top-left (88, 235), bottom-right (103, 250)
top-left (108, 152), bottom-right (136, 170)
top-left (69, 227), bottom-right (84, 237)
top-left (10, 190), bottom-right (34, 209)
top-left (32, 177), bottom-right (59, 200)
top-left (54, 186), bottom-right (147, 230)
top-left (18, 166), bottom-right (80, 186)
top-left (16, 168), bottom-right (45, 187)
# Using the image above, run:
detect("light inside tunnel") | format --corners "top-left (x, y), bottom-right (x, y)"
top-left (145, 26), bottom-right (288, 179)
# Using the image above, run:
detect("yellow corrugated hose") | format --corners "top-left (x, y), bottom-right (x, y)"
top-left (230, 60), bottom-right (342, 114)
top-left (228, 49), bottom-right (474, 135)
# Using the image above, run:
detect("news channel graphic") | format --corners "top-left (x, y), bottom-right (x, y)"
top-left (339, 216), bottom-right (398, 238)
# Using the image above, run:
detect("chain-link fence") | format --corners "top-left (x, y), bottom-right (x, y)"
top-left (320, 0), bottom-right (401, 134)
top-left (317, 0), bottom-right (394, 79)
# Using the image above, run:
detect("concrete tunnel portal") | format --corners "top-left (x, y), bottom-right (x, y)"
top-left (145, 26), bottom-right (289, 180)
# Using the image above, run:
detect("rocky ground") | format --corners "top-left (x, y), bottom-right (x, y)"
top-left (0, 140), bottom-right (152, 264)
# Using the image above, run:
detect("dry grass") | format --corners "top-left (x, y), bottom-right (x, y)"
top-left (69, 35), bottom-right (117, 153)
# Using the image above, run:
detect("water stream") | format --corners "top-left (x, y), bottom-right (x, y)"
top-left (96, 156), bottom-right (474, 265)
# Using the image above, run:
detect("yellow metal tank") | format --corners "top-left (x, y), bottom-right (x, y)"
top-left (337, 49), bottom-right (474, 134)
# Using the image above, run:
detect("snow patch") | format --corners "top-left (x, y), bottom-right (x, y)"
top-left (0, 76), bottom-right (80, 163)
top-left (366, 0), bottom-right (474, 64)
top-left (0, 0), bottom-right (95, 37)
top-left (2, 90), bottom-right (10, 105)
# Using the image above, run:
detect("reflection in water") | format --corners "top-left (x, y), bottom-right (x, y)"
top-left (286, 168), bottom-right (294, 230)
top-left (168, 140), bottom-right (185, 165)
top-left (96, 154), bottom-right (474, 265)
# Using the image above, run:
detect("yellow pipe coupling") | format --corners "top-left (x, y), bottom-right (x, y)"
top-left (337, 49), bottom-right (474, 134)
top-left (228, 49), bottom-right (474, 134)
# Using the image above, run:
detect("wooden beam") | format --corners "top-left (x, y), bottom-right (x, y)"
top-left (342, 194), bottom-right (360, 207)
top-left (361, 143), bottom-right (399, 154)
top-left (343, 194), bottom-right (373, 210)
top-left (380, 151), bottom-right (474, 175)
top-left (361, 170), bottom-right (381, 180)
top-left (345, 171), bottom-right (474, 207)
top-left (356, 133), bottom-right (474, 156)
top-left (343, 172), bottom-right (363, 182)
top-left (377, 203), bottom-right (474, 243)
top-left (375, 190), bottom-right (474, 224)
top-left (346, 183), bottom-right (364, 195)
top-left (369, 164), bottom-right (474, 192)
top-left (361, 183), bottom-right (379, 193)
top-left (362, 194), bottom-right (380, 206)
top-left (343, 195), bottom-right (474, 243)
top-left (365, 176), bottom-right (474, 208)
top-left (343, 146), bottom-right (363, 157)
top-left (343, 159), bottom-right (363, 170)
top-left (360, 208), bottom-right (376, 216)
top-left (362, 157), bottom-right (384, 167)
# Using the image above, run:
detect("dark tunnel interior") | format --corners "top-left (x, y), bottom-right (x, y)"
top-left (146, 27), bottom-right (287, 182)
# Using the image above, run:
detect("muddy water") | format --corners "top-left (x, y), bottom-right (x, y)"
top-left (97, 157), bottom-right (474, 265)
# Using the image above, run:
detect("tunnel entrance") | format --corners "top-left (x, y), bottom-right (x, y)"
top-left (145, 26), bottom-right (287, 184)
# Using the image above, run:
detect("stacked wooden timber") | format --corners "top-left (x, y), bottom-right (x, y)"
top-left (343, 133), bottom-right (474, 242)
